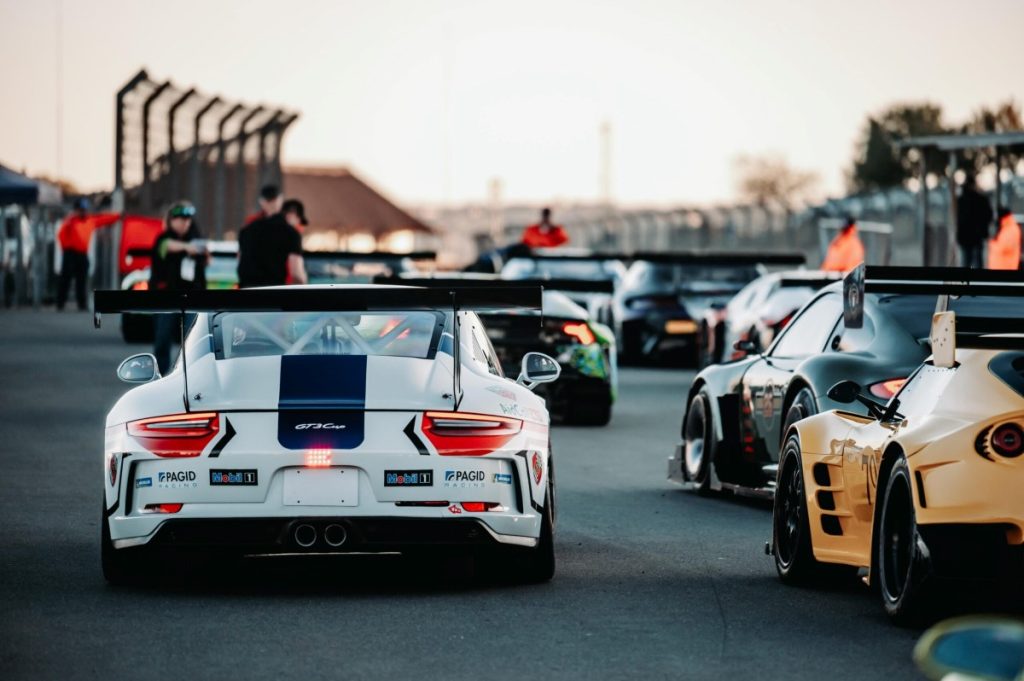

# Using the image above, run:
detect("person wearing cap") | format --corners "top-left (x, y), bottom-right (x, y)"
top-left (56, 198), bottom-right (118, 311)
top-left (243, 184), bottom-right (285, 227)
top-left (821, 215), bottom-right (865, 273)
top-left (521, 207), bottom-right (569, 248)
top-left (987, 206), bottom-right (1021, 270)
top-left (282, 198), bottom-right (308, 234)
top-left (151, 200), bottom-right (207, 373)
top-left (238, 196), bottom-right (307, 288)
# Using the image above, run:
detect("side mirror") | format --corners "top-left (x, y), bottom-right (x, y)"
top-left (827, 380), bottom-right (861, 404)
top-left (733, 339), bottom-right (757, 354)
top-left (914, 617), bottom-right (1024, 681)
top-left (117, 354), bottom-right (160, 384)
top-left (517, 352), bottom-right (561, 390)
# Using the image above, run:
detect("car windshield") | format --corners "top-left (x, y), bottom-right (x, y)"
top-left (625, 262), bottom-right (760, 292)
top-left (503, 258), bottom-right (619, 281)
top-left (212, 310), bottom-right (445, 359)
top-left (874, 294), bottom-right (1023, 341)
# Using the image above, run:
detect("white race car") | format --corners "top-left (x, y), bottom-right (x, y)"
top-left (95, 285), bottom-right (560, 584)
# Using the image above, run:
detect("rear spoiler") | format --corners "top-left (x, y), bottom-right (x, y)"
top-left (513, 252), bottom-right (628, 263)
top-left (843, 263), bottom-right (1024, 329)
top-left (93, 286), bottom-right (540, 319)
top-left (374, 275), bottom-right (614, 294)
top-left (630, 251), bottom-right (806, 266)
top-left (126, 247), bottom-right (237, 259)
top-left (931, 311), bottom-right (1024, 367)
top-left (93, 286), bottom-right (541, 413)
top-left (779, 274), bottom-right (843, 289)
top-left (302, 250), bottom-right (436, 261)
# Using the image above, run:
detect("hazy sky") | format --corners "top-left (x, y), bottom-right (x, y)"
top-left (1, 0), bottom-right (1022, 205)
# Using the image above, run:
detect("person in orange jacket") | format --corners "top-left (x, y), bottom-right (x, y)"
top-left (56, 198), bottom-right (118, 310)
top-left (821, 215), bottom-right (865, 273)
top-left (987, 207), bottom-right (1021, 270)
top-left (521, 207), bottom-right (569, 248)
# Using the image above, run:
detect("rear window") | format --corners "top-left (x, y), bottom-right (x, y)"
top-left (503, 258), bottom-right (621, 281)
top-left (624, 262), bottom-right (759, 292)
top-left (212, 310), bottom-right (446, 360)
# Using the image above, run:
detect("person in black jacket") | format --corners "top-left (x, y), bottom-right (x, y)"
top-left (237, 203), bottom-right (307, 287)
top-left (150, 201), bottom-right (206, 374)
top-left (957, 174), bottom-right (993, 268)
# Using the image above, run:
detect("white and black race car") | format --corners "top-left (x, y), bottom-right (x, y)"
top-left (95, 285), bottom-right (560, 584)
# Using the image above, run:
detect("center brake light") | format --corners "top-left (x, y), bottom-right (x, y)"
top-left (562, 322), bottom-right (596, 345)
top-left (421, 411), bottom-right (523, 456)
top-left (127, 412), bottom-right (219, 457)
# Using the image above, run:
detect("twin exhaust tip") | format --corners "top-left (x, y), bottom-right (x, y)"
top-left (293, 523), bottom-right (348, 549)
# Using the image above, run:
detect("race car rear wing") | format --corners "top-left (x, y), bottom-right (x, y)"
top-left (843, 263), bottom-right (1024, 329)
top-left (630, 251), bottom-right (806, 266)
top-left (301, 250), bottom-right (436, 261)
top-left (93, 286), bottom-right (541, 412)
top-left (512, 251), bottom-right (629, 263)
top-left (373, 274), bottom-right (614, 294)
top-left (779, 273), bottom-right (843, 289)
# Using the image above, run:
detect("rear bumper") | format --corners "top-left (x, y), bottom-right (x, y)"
top-left (621, 317), bottom-right (698, 356)
top-left (118, 515), bottom-right (535, 553)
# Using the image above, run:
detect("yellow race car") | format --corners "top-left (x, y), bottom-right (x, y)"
top-left (771, 266), bottom-right (1024, 623)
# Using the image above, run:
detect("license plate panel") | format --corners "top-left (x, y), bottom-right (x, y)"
top-left (282, 468), bottom-right (358, 506)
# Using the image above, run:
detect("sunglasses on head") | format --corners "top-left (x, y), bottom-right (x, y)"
top-left (170, 205), bottom-right (196, 218)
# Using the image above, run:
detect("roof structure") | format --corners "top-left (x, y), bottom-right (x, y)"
top-left (896, 130), bottom-right (1024, 150)
top-left (283, 166), bottom-right (433, 236)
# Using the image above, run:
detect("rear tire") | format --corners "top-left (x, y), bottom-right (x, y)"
top-left (568, 397), bottom-right (613, 426)
top-left (682, 389), bottom-right (714, 493)
top-left (877, 457), bottom-right (930, 625)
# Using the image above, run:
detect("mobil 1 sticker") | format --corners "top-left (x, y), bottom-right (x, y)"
top-left (385, 470), bottom-right (433, 487)
top-left (210, 469), bottom-right (258, 486)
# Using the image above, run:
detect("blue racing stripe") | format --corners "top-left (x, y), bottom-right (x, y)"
top-left (277, 355), bottom-right (366, 449)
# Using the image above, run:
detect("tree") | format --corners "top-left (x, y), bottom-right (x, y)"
top-left (732, 153), bottom-right (819, 212)
top-left (850, 103), bottom-right (948, 192)
top-left (959, 99), bottom-right (1024, 173)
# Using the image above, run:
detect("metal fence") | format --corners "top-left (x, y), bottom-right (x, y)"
top-left (114, 69), bottom-right (299, 240)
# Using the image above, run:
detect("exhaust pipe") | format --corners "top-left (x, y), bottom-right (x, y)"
top-left (294, 523), bottom-right (317, 548)
top-left (323, 524), bottom-right (348, 548)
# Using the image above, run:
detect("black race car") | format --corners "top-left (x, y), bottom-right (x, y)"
top-left (611, 252), bottom-right (806, 365)
top-left (500, 250), bottom-right (627, 324)
top-left (376, 275), bottom-right (618, 426)
top-left (669, 266), bottom-right (1024, 497)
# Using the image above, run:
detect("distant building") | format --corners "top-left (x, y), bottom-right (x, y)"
top-left (282, 166), bottom-right (435, 253)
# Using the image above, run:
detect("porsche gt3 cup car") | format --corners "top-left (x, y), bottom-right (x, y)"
top-left (612, 252), bottom-right (805, 365)
top-left (96, 285), bottom-right (560, 585)
top-left (699, 270), bottom-right (841, 367)
top-left (500, 250), bottom-right (626, 323)
top-left (669, 266), bottom-right (1024, 498)
top-left (376, 275), bottom-right (618, 426)
top-left (771, 275), bottom-right (1024, 622)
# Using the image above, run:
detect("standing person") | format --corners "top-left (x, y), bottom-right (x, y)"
top-left (957, 174), bottom-right (993, 269)
top-left (282, 198), bottom-right (308, 234)
top-left (521, 207), bottom-right (569, 248)
top-left (56, 198), bottom-right (117, 310)
top-left (987, 207), bottom-right (1021, 270)
top-left (150, 201), bottom-right (206, 374)
top-left (243, 184), bottom-right (285, 227)
top-left (237, 199), bottom-right (307, 288)
top-left (820, 215), bottom-right (865, 272)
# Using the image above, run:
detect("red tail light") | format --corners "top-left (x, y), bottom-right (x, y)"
top-left (460, 502), bottom-right (503, 512)
top-left (421, 411), bottom-right (523, 456)
top-left (127, 413), bottom-right (219, 457)
top-left (563, 322), bottom-right (596, 345)
top-left (305, 449), bottom-right (332, 468)
top-left (131, 280), bottom-right (149, 291)
top-left (991, 423), bottom-right (1024, 458)
top-left (868, 378), bottom-right (906, 399)
top-left (142, 503), bottom-right (182, 514)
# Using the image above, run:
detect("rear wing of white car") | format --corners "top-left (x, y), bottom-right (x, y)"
top-left (93, 286), bottom-right (542, 411)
